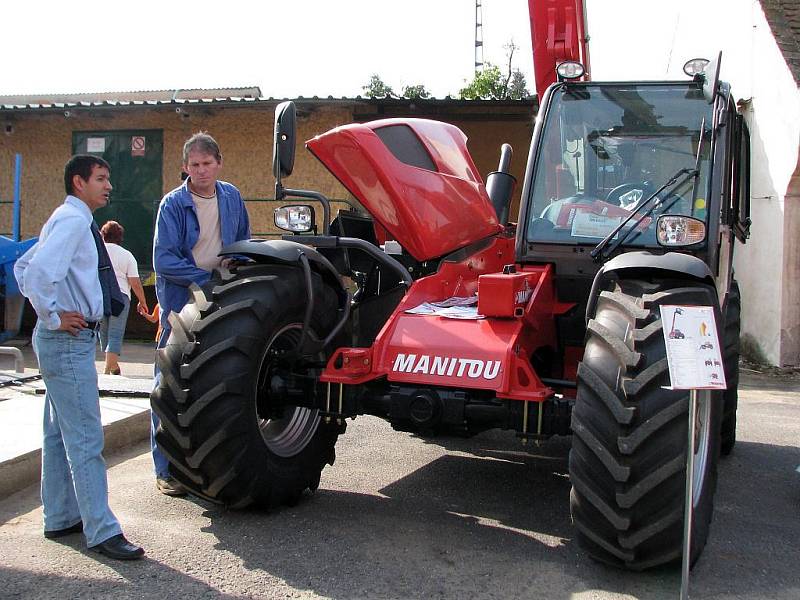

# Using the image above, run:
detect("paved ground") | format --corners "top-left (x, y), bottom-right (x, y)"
top-left (0, 340), bottom-right (156, 498)
top-left (0, 349), bottom-right (798, 598)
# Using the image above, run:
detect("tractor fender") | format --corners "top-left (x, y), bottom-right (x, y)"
top-left (586, 251), bottom-right (716, 322)
top-left (220, 239), bottom-right (346, 297)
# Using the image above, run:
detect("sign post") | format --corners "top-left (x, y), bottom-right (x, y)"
top-left (681, 388), bottom-right (698, 600)
top-left (659, 305), bottom-right (726, 600)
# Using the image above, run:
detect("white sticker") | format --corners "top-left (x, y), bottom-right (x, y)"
top-left (570, 211), bottom-right (622, 238)
top-left (660, 305), bottom-right (727, 390)
top-left (86, 137), bottom-right (106, 152)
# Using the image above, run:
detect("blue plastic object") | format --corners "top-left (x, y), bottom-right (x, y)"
top-left (1, 154), bottom-right (38, 342)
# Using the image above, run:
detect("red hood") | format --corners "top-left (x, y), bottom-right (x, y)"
top-left (306, 118), bottom-right (501, 261)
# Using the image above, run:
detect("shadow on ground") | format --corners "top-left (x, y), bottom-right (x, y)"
top-left (195, 432), bottom-right (799, 599)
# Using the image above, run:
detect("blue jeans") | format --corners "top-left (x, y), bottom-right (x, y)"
top-left (33, 323), bottom-right (122, 547)
top-left (99, 295), bottom-right (130, 355)
top-left (151, 326), bottom-right (171, 479)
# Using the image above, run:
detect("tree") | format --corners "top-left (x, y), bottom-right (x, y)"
top-left (508, 70), bottom-right (530, 100)
top-left (459, 64), bottom-right (506, 99)
top-left (401, 84), bottom-right (431, 99)
top-left (362, 74), bottom-right (395, 98)
top-left (458, 41), bottom-right (530, 100)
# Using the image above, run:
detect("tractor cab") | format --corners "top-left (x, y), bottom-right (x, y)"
top-left (521, 81), bottom-right (714, 256)
top-left (515, 64), bottom-right (751, 361)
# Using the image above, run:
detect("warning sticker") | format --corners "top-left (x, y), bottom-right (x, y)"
top-left (131, 136), bottom-right (146, 157)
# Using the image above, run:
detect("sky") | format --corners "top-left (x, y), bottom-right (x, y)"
top-left (0, 0), bottom-right (749, 98)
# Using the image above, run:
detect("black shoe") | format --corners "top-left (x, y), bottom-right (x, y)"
top-left (156, 476), bottom-right (187, 497)
top-left (90, 534), bottom-right (145, 561)
top-left (44, 521), bottom-right (83, 539)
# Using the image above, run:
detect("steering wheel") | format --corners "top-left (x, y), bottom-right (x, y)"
top-left (605, 182), bottom-right (651, 207)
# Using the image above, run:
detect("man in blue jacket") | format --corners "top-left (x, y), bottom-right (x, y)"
top-left (150, 132), bottom-right (250, 495)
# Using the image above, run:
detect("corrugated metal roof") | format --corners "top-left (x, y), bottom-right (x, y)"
top-left (0, 88), bottom-right (536, 112)
top-left (0, 87), bottom-right (262, 106)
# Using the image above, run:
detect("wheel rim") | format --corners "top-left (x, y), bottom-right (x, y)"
top-left (692, 390), bottom-right (712, 504)
top-left (256, 323), bottom-right (320, 458)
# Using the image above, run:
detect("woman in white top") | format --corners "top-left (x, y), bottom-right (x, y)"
top-left (99, 221), bottom-right (149, 375)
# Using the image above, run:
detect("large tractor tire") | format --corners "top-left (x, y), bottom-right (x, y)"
top-left (570, 279), bottom-right (723, 570)
top-left (720, 279), bottom-right (741, 456)
top-left (151, 263), bottom-right (342, 508)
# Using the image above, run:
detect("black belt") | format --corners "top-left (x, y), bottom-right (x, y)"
top-left (85, 321), bottom-right (101, 330)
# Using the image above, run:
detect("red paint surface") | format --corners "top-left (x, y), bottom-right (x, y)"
top-left (307, 118), bottom-right (501, 262)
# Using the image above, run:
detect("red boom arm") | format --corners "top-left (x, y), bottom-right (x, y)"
top-left (528, 0), bottom-right (591, 98)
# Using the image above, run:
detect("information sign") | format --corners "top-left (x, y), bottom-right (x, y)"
top-left (660, 305), bottom-right (726, 390)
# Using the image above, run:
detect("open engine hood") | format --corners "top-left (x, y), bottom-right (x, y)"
top-left (306, 118), bottom-right (501, 262)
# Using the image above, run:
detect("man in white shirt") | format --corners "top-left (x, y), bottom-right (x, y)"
top-left (14, 155), bottom-right (144, 560)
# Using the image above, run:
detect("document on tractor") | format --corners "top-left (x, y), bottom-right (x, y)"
top-left (660, 305), bottom-right (727, 390)
top-left (405, 295), bottom-right (482, 319)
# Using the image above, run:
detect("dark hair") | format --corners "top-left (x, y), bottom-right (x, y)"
top-left (64, 154), bottom-right (111, 195)
top-left (100, 220), bottom-right (124, 244)
top-left (182, 132), bottom-right (221, 164)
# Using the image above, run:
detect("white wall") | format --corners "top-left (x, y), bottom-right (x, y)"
top-left (587, 0), bottom-right (800, 364)
top-left (735, 1), bottom-right (800, 364)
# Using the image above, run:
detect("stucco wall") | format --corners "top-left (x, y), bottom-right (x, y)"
top-left (1, 102), bottom-right (534, 240)
top-left (0, 103), bottom-right (357, 239)
top-left (731, 1), bottom-right (800, 365)
top-left (782, 155), bottom-right (800, 365)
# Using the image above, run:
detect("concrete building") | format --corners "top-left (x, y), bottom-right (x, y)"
top-left (0, 90), bottom-right (535, 268)
top-left (0, 91), bottom-right (535, 338)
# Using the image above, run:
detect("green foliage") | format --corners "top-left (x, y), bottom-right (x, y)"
top-left (459, 63), bottom-right (530, 100)
top-left (401, 84), bottom-right (431, 99)
top-left (459, 64), bottom-right (506, 99)
top-left (363, 75), bottom-right (431, 99)
top-left (508, 70), bottom-right (530, 99)
top-left (363, 74), bottom-right (395, 98)
top-left (459, 41), bottom-right (530, 100)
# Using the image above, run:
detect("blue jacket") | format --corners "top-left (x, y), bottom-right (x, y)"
top-left (153, 179), bottom-right (250, 329)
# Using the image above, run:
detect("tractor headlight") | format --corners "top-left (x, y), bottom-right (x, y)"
top-left (656, 215), bottom-right (706, 246)
top-left (274, 205), bottom-right (316, 233)
top-left (557, 61), bottom-right (585, 80)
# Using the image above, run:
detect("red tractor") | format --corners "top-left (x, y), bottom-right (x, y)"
top-left (153, 56), bottom-right (749, 570)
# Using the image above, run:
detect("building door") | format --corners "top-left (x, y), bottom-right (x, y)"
top-left (72, 130), bottom-right (163, 273)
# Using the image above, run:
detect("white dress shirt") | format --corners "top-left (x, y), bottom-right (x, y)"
top-left (14, 195), bottom-right (104, 330)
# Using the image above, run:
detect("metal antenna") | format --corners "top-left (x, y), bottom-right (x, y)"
top-left (475, 0), bottom-right (484, 71)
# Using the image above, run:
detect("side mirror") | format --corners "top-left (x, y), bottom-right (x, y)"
top-left (702, 52), bottom-right (722, 104)
top-left (273, 101), bottom-right (296, 182)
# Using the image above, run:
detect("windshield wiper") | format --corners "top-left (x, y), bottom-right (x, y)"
top-left (591, 117), bottom-right (710, 262)
top-left (590, 167), bottom-right (699, 261)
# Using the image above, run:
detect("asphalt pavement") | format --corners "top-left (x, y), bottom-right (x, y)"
top-left (0, 343), bottom-right (798, 599)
